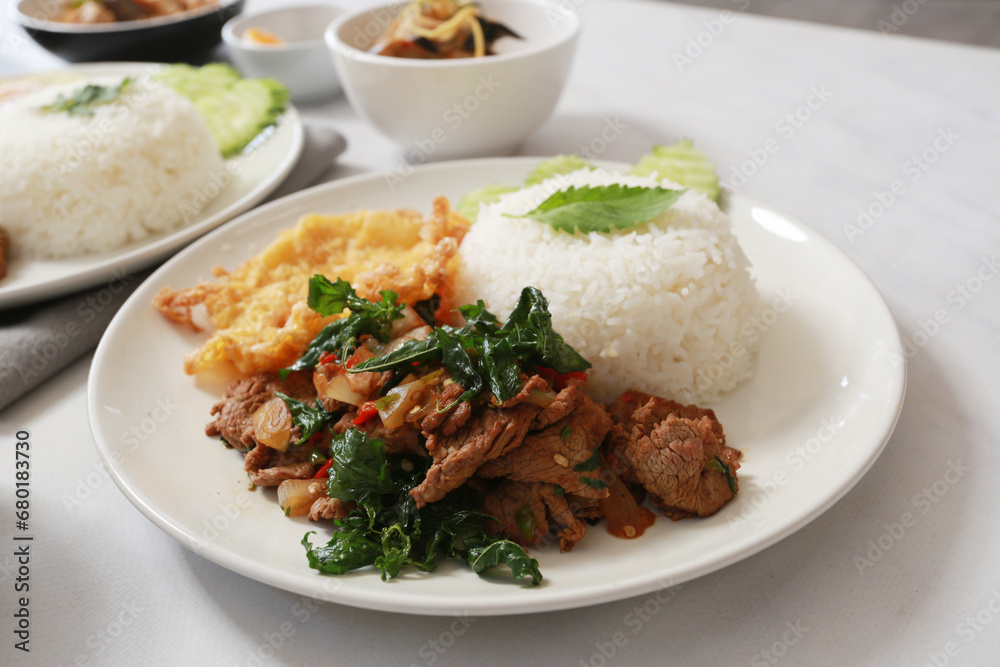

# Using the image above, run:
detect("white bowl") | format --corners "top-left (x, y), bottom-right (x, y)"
top-left (223, 4), bottom-right (344, 103)
top-left (326, 0), bottom-right (580, 160)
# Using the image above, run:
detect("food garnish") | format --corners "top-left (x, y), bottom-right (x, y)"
top-left (373, 0), bottom-right (520, 59)
top-left (38, 77), bottom-right (131, 117)
top-left (302, 429), bottom-right (542, 584)
top-left (155, 63), bottom-right (289, 157)
top-left (631, 139), bottom-right (722, 203)
top-left (509, 184), bottom-right (685, 233)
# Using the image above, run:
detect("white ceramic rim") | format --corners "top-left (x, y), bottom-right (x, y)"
top-left (12, 0), bottom-right (242, 34)
top-left (325, 0), bottom-right (581, 68)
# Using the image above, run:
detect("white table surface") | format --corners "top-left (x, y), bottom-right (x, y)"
top-left (2, 1), bottom-right (1000, 665)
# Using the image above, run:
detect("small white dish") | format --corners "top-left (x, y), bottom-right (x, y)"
top-left (88, 157), bottom-right (906, 616)
top-left (223, 4), bottom-right (345, 103)
top-left (326, 0), bottom-right (581, 159)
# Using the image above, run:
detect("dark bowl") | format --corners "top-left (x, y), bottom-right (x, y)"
top-left (11, 0), bottom-right (245, 64)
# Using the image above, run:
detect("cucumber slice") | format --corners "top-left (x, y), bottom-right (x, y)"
top-left (156, 64), bottom-right (289, 157)
top-left (524, 154), bottom-right (594, 186)
top-left (631, 139), bottom-right (721, 202)
top-left (456, 184), bottom-right (520, 222)
top-left (192, 78), bottom-right (289, 157)
top-left (155, 63), bottom-right (242, 102)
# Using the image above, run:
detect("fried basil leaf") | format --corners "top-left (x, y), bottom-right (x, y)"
top-left (302, 530), bottom-right (381, 575)
top-left (275, 392), bottom-right (331, 445)
top-left (326, 429), bottom-right (395, 522)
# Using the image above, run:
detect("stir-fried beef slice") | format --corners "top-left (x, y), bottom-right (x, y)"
top-left (478, 396), bottom-right (612, 499)
top-left (308, 496), bottom-right (351, 521)
top-left (604, 392), bottom-right (727, 486)
top-left (440, 399), bottom-right (473, 436)
top-left (627, 413), bottom-right (739, 518)
top-left (482, 481), bottom-right (549, 546)
top-left (205, 371), bottom-right (324, 486)
top-left (206, 371), bottom-right (316, 451)
top-left (631, 396), bottom-right (726, 448)
top-left (565, 493), bottom-right (603, 521)
top-left (248, 461), bottom-right (314, 487)
top-left (361, 420), bottom-right (426, 457)
top-left (410, 403), bottom-right (540, 508)
top-left (539, 485), bottom-right (587, 551)
top-left (344, 347), bottom-right (393, 397)
top-left (419, 382), bottom-right (465, 433)
top-left (499, 374), bottom-right (550, 408)
top-left (532, 377), bottom-right (587, 430)
top-left (603, 391), bottom-right (654, 485)
top-left (606, 390), bottom-right (653, 425)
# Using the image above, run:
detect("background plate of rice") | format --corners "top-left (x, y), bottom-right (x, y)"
top-left (0, 62), bottom-right (304, 310)
top-left (88, 157), bottom-right (906, 615)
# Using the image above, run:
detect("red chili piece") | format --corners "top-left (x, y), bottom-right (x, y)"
top-left (352, 401), bottom-right (379, 426)
top-left (313, 459), bottom-right (333, 479)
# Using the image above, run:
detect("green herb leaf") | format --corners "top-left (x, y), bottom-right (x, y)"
top-left (514, 505), bottom-right (540, 542)
top-left (281, 277), bottom-right (404, 378)
top-left (500, 287), bottom-right (591, 374)
top-left (705, 457), bottom-right (737, 494)
top-left (326, 429), bottom-right (396, 523)
top-left (39, 78), bottom-right (131, 117)
top-left (302, 530), bottom-right (381, 575)
top-left (511, 185), bottom-right (684, 234)
top-left (375, 524), bottom-right (412, 581)
top-left (274, 392), bottom-right (330, 445)
top-left (461, 537), bottom-right (542, 586)
top-left (572, 447), bottom-right (601, 473)
top-left (580, 476), bottom-right (608, 490)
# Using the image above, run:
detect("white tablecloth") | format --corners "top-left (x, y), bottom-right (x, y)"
top-left (2, 1), bottom-right (999, 665)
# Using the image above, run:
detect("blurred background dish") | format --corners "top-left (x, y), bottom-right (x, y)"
top-left (326, 0), bottom-right (580, 160)
top-left (222, 4), bottom-right (344, 104)
top-left (10, 0), bottom-right (244, 63)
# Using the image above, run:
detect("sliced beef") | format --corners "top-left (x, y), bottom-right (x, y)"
top-left (532, 377), bottom-right (587, 430)
top-left (410, 402), bottom-right (540, 508)
top-left (419, 381), bottom-right (466, 433)
top-left (539, 485), bottom-right (587, 551)
top-left (206, 371), bottom-right (316, 451)
top-left (498, 374), bottom-right (550, 408)
top-left (308, 496), bottom-right (351, 521)
top-left (482, 480), bottom-right (549, 546)
top-left (477, 396), bottom-right (612, 499)
top-left (482, 480), bottom-right (590, 551)
top-left (631, 396), bottom-right (726, 448)
top-left (605, 392), bottom-right (725, 486)
top-left (626, 413), bottom-right (740, 518)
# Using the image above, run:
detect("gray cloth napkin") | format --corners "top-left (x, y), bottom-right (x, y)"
top-left (0, 122), bottom-right (347, 412)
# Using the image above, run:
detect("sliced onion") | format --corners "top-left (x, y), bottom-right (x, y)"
top-left (371, 324), bottom-right (433, 358)
top-left (252, 396), bottom-right (292, 451)
top-left (316, 371), bottom-right (365, 406)
top-left (391, 305), bottom-right (425, 336)
top-left (378, 379), bottom-right (428, 430)
top-left (598, 470), bottom-right (655, 540)
top-left (524, 388), bottom-right (557, 408)
top-left (277, 479), bottom-right (325, 517)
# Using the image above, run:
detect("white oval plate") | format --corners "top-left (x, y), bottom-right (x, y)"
top-left (0, 62), bottom-right (303, 310)
top-left (88, 158), bottom-right (906, 616)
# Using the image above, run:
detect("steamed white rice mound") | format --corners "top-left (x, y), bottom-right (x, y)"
top-left (455, 168), bottom-right (761, 404)
top-left (0, 75), bottom-right (225, 259)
